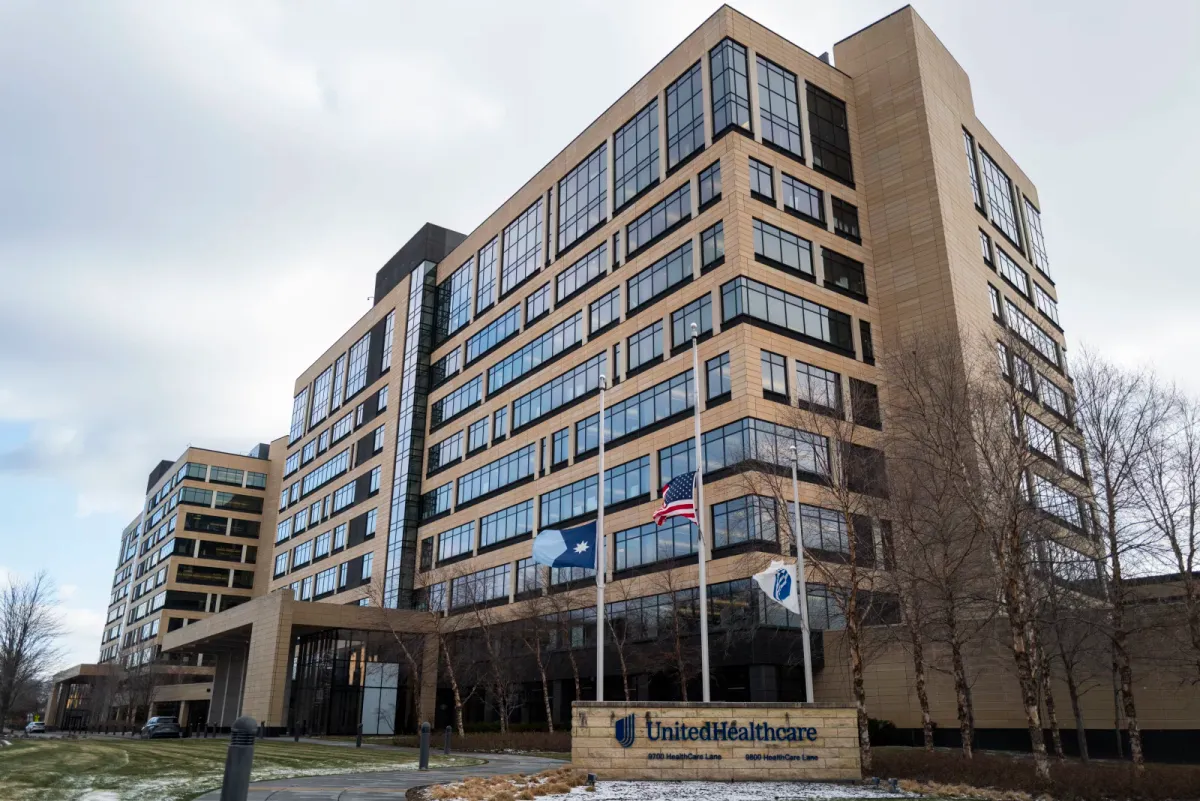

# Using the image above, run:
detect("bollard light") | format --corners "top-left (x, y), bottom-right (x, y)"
top-left (356, 723), bottom-right (362, 749)
top-left (443, 725), bottom-right (451, 756)
top-left (587, 773), bottom-right (596, 787)
top-left (219, 716), bottom-right (257, 801)
top-left (418, 722), bottom-right (431, 770)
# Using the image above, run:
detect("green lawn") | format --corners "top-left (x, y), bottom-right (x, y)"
top-left (0, 737), bottom-right (480, 801)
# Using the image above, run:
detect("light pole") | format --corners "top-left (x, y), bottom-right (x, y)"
top-left (790, 444), bottom-right (815, 703)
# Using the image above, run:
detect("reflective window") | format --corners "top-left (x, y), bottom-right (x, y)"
top-left (792, 502), bottom-right (850, 555)
top-left (1033, 474), bottom-right (1083, 529)
top-left (456, 444), bottom-right (536, 505)
top-left (1061, 440), bottom-right (1084, 477)
top-left (832, 198), bottom-right (860, 242)
top-left (706, 352), bottom-right (730, 399)
top-left (438, 522), bottom-right (474, 562)
top-left (712, 495), bottom-right (777, 549)
top-left (1034, 284), bottom-right (1059, 326)
top-left (489, 313), bottom-right (583, 393)
top-left (331, 411), bottom-right (353, 443)
top-left (480, 499), bottom-right (533, 548)
top-left (1025, 198), bottom-right (1051, 276)
top-left (381, 310), bottom-right (395, 372)
top-left (614, 100), bottom-right (658, 211)
top-left (749, 158), bottom-right (774, 200)
top-left (309, 367), bottom-right (333, 429)
top-left (782, 173), bottom-right (822, 222)
top-left (721, 277), bottom-right (854, 355)
top-left (466, 306), bottom-right (520, 363)
top-left (468, 417), bottom-right (489, 453)
top-left (315, 567), bottom-right (336, 597)
top-left (761, 350), bottom-right (788, 397)
top-left (557, 243), bottom-right (606, 303)
top-left (209, 466), bottom-right (244, 487)
top-left (665, 62), bottom-right (705, 170)
top-left (332, 480), bottom-right (356, 513)
top-left (589, 287), bottom-right (621, 333)
top-left (428, 431), bottom-right (463, 472)
top-left (513, 353), bottom-right (606, 430)
top-left (346, 332), bottom-right (371, 398)
top-left (575, 370), bottom-right (694, 452)
top-left (300, 450), bottom-right (350, 496)
top-left (451, 564), bottom-right (510, 609)
top-left (246, 471), bottom-right (267, 489)
top-left (796, 361), bottom-right (841, 416)
top-left (627, 182), bottom-right (691, 257)
top-left (558, 144), bottom-right (607, 252)
top-left (1039, 374), bottom-right (1069, 418)
top-left (823, 248), bottom-right (867, 300)
top-left (671, 293), bottom-right (712, 348)
top-left (515, 557), bottom-right (542, 596)
top-left (701, 222), bottom-right (724, 270)
top-left (627, 240), bottom-right (693, 312)
top-left (331, 353), bottom-right (347, 411)
top-left (1004, 300), bottom-right (1058, 366)
top-left (698, 161), bottom-right (721, 207)
top-left (980, 230), bottom-right (993, 264)
top-left (501, 199), bottom-right (543, 296)
top-left (420, 483), bottom-right (452, 520)
top-left (710, 38), bottom-right (751, 136)
top-left (1026, 415), bottom-right (1056, 459)
top-left (430, 376), bottom-right (482, 428)
top-left (627, 321), bottom-right (663, 372)
top-left (995, 247), bottom-right (1029, 296)
top-left (964, 129), bottom-right (982, 207)
top-left (752, 218), bottom-right (812, 277)
top-left (289, 388), bottom-right (309, 444)
top-left (980, 149), bottom-right (1022, 248)
top-left (430, 348), bottom-right (462, 390)
top-left (273, 553), bottom-right (288, 578)
top-left (552, 427), bottom-right (570, 465)
top-left (493, 407), bottom-right (508, 439)
top-left (435, 258), bottom-right (474, 343)
top-left (476, 237), bottom-right (498, 314)
top-left (757, 55), bottom-right (802, 157)
top-left (539, 455), bottom-right (649, 526)
top-left (615, 516), bottom-right (696, 571)
top-left (525, 282), bottom-right (550, 324)
top-left (807, 83), bottom-right (853, 184)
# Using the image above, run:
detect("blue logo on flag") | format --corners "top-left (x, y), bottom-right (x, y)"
top-left (773, 568), bottom-right (792, 604)
top-left (614, 713), bottom-right (636, 748)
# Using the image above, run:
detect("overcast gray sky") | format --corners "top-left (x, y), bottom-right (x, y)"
top-left (1, 0), bottom-right (1197, 667)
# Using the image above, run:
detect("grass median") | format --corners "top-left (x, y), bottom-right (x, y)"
top-left (0, 736), bottom-right (481, 801)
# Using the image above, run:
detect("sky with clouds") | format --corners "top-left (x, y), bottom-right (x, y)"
top-left (1, 0), bottom-right (1196, 668)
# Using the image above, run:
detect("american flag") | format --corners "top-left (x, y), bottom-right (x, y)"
top-left (653, 471), bottom-right (698, 525)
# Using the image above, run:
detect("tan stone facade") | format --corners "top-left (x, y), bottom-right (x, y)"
top-left (572, 701), bottom-right (861, 781)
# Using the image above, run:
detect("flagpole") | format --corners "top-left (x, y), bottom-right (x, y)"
top-left (690, 324), bottom-right (711, 703)
top-left (790, 444), bottom-right (815, 703)
top-left (595, 373), bottom-right (607, 702)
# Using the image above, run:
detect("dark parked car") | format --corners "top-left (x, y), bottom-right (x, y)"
top-left (140, 716), bottom-right (181, 738)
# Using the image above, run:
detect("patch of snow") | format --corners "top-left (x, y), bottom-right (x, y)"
top-left (78, 793), bottom-right (119, 801)
top-left (501, 781), bottom-right (909, 801)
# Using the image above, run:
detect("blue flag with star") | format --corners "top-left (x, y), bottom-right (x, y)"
top-left (531, 521), bottom-right (597, 569)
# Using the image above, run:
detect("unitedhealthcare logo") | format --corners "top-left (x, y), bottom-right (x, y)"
top-left (614, 713), bottom-right (636, 748)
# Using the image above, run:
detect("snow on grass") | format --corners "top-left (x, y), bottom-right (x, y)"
top-left (542, 782), bottom-right (910, 800)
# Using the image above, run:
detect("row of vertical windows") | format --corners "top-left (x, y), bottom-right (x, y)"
top-left (823, 248), bottom-right (867, 300)
top-left (430, 348), bottom-right (461, 390)
top-left (512, 353), bottom-right (606, 430)
top-left (467, 418), bottom-right (488, 453)
top-left (450, 564), bottom-right (510, 609)
top-left (980, 149), bottom-right (1022, 249)
top-left (480, 500), bottom-right (533, 548)
top-left (345, 332), bottom-right (371, 398)
top-left (783, 173), bottom-right (823, 222)
top-left (613, 100), bottom-right (659, 211)
top-left (749, 157), bottom-right (774, 199)
top-left (525, 283), bottom-right (550, 324)
top-left (698, 161), bottom-right (721, 208)
top-left (435, 258), bottom-right (474, 343)
top-left (1032, 474), bottom-right (1084, 529)
top-left (722, 276), bottom-right (854, 355)
top-left (1034, 284), bottom-right (1060, 326)
top-left (300, 449), bottom-right (349, 497)
top-left (420, 483), bottom-right (452, 521)
top-left (556, 243), bottom-right (606, 303)
top-left (438, 522), bottom-right (474, 562)
top-left (665, 62), bottom-right (705, 170)
top-left (752, 217), bottom-right (813, 278)
top-left (332, 480), bottom-right (356, 513)
top-left (430, 376), bottom-right (482, 428)
top-left (626, 182), bottom-right (691, 256)
top-left (807, 83), bottom-right (853, 185)
top-left (575, 370), bottom-right (694, 454)
top-left (558, 144), bottom-right (607, 252)
top-left (456, 444), bottom-right (536, 505)
top-left (627, 240), bottom-right (693, 312)
top-left (658, 417), bottom-right (829, 485)
top-left (711, 38), bottom-right (751, 137)
top-left (488, 313), bottom-right (583, 393)
top-left (1004, 299), bottom-right (1059, 367)
top-left (700, 223), bottom-right (724, 271)
top-left (476, 237), bottom-right (498, 314)
top-left (428, 431), bottom-right (463, 472)
top-left (309, 367), bottom-right (333, 429)
top-left (964, 130), bottom-right (983, 207)
top-left (538, 454), bottom-right (651, 527)
top-left (589, 288), bottom-right (621, 333)
top-left (626, 321), bottom-right (662, 372)
top-left (289, 388), bottom-right (309, 444)
top-left (502, 199), bottom-right (543, 296)
top-left (1025, 199), bottom-right (1050, 277)
top-left (832, 198), bottom-right (860, 242)
top-left (757, 54), bottom-right (802, 157)
top-left (996, 247), bottom-right (1030, 296)
top-left (466, 306), bottom-right (521, 363)
top-left (614, 516), bottom-right (696, 571)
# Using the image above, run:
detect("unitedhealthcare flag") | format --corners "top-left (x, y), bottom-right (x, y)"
top-left (531, 521), bottom-right (597, 569)
top-left (752, 560), bottom-right (802, 615)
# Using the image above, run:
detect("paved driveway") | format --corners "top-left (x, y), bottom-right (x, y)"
top-left (194, 745), bottom-right (567, 801)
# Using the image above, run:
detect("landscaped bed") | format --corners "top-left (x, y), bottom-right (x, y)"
top-left (0, 736), bottom-right (479, 801)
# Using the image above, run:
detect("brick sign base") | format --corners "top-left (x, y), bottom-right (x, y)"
top-left (571, 701), bottom-right (862, 782)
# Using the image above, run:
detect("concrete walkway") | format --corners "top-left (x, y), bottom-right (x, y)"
top-left (194, 740), bottom-right (567, 801)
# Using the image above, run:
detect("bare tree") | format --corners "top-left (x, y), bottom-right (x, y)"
top-left (1074, 350), bottom-right (1172, 774)
top-left (0, 572), bottom-right (63, 729)
top-left (516, 596), bottom-right (556, 732)
top-left (644, 566), bottom-right (700, 702)
top-left (543, 588), bottom-right (584, 706)
top-left (603, 579), bottom-right (640, 701)
top-left (367, 581), bottom-right (437, 733)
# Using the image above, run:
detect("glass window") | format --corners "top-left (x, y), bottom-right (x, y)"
top-left (706, 352), bottom-right (730, 400)
top-left (1026, 415), bottom-right (1056, 458)
top-left (627, 321), bottom-right (663, 372)
top-left (524, 282), bottom-right (550, 324)
top-left (1039, 374), bottom-right (1069, 418)
top-left (710, 38), bottom-right (751, 136)
top-left (1033, 474), bottom-right (1083, 529)
top-left (752, 218), bottom-right (812, 277)
top-left (331, 353), bottom-right (347, 411)
top-left (1005, 299), bottom-right (1058, 366)
top-left (456, 444), bottom-right (535, 505)
top-left (995, 247), bottom-right (1029, 296)
top-left (1025, 198), bottom-right (1051, 276)
top-left (964, 129), bottom-right (982, 207)
top-left (626, 182), bottom-right (690, 257)
top-left (665, 62), bottom-right (704, 170)
top-left (209, 466), bottom-right (244, 487)
top-left (420, 483), bottom-right (452, 521)
top-left (430, 376), bottom-right (482, 428)
top-left (782, 173), bottom-right (822, 222)
top-left (438, 522), bottom-right (474, 562)
top-left (671, 294), bottom-right (712, 349)
top-left (757, 55), bottom-right (802, 157)
top-left (539, 455), bottom-right (649, 526)
top-left (468, 418), bottom-right (488, 453)
top-left (315, 567), bottom-right (336, 597)
top-left (589, 287), bottom-right (621, 333)
top-left (989, 285), bottom-right (1002, 318)
top-left (309, 367), bottom-right (333, 429)
top-left (557, 242), bottom-right (606, 303)
top-left (275, 517), bottom-right (292, 543)
top-left (576, 369), bottom-right (694, 452)
top-left (701, 222), bottom-right (724, 270)
top-left (489, 313), bottom-right (583, 393)
top-left (712, 495), bottom-right (777, 549)
top-left (246, 471), bottom-right (267, 489)
top-left (615, 516), bottom-right (697, 571)
top-left (450, 564), bottom-right (510, 609)
top-left (980, 149), bottom-right (1022, 248)
top-left (558, 144), bottom-right (607, 252)
top-left (761, 351), bottom-right (788, 397)
top-left (332, 523), bottom-right (347, 551)
top-left (795, 361), bottom-right (841, 415)
top-left (832, 197), bottom-right (860, 242)
top-left (294, 507), bottom-right (309, 533)
top-left (314, 531), bottom-right (331, 558)
top-left (614, 100), bottom-right (658, 211)
top-left (552, 428), bottom-right (570, 465)
top-left (749, 157), bottom-right (774, 200)
top-left (698, 161), bottom-right (721, 207)
top-left (860, 320), bottom-right (875, 366)
top-left (515, 557), bottom-right (543, 596)
top-left (428, 431), bottom-right (463, 472)
top-left (822, 248), bottom-right (867, 300)
top-left (512, 352), bottom-right (605, 431)
top-left (702, 417), bottom-right (829, 477)
top-left (476, 237), bottom-right (498, 314)
top-left (480, 500), bottom-right (533, 548)
top-left (332, 480), bottom-right (356, 513)
top-left (1034, 284), bottom-right (1059, 326)
top-left (300, 450), bottom-right (351, 497)
top-left (980, 229), bottom-right (993, 264)
top-left (493, 407), bottom-right (508, 439)
top-left (345, 332), bottom-right (371, 398)
top-left (1061, 440), bottom-right (1084, 477)
top-left (362, 552), bottom-right (374, 580)
top-left (273, 553), bottom-right (288, 578)
top-left (466, 306), bottom-right (520, 363)
top-left (372, 424), bottom-right (385, 453)
top-left (850, 378), bottom-right (882, 429)
top-left (627, 240), bottom-right (693, 312)
top-left (292, 539), bottom-right (313, 569)
top-left (381, 309), bottom-right (395, 372)
top-left (435, 258), bottom-right (474, 343)
top-left (430, 348), bottom-right (462, 390)
top-left (289, 388), bottom-right (309, 444)
top-left (807, 83), bottom-right (853, 184)
top-left (302, 440), bottom-right (317, 465)
top-left (284, 453), bottom-right (300, 477)
top-left (794, 503), bottom-right (850, 555)
top-left (501, 198), bottom-right (544, 296)
top-left (721, 276), bottom-right (853, 354)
